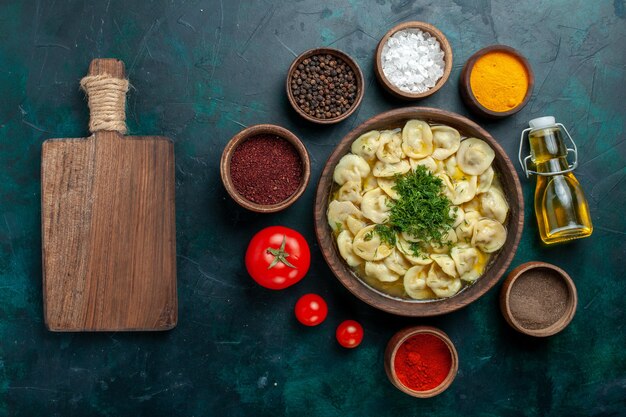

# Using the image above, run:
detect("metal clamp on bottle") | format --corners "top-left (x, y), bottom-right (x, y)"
top-left (518, 119), bottom-right (578, 178)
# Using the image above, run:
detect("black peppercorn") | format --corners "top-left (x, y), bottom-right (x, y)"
top-left (290, 53), bottom-right (358, 120)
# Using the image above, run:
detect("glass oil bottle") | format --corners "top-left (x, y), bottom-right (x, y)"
top-left (519, 116), bottom-right (593, 244)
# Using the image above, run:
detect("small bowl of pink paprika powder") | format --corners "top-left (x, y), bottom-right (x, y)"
top-left (385, 326), bottom-right (458, 398)
top-left (221, 124), bottom-right (311, 213)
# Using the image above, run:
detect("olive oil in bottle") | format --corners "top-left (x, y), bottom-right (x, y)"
top-left (519, 117), bottom-right (593, 244)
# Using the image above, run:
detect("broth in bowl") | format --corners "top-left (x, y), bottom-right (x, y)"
top-left (326, 119), bottom-right (509, 301)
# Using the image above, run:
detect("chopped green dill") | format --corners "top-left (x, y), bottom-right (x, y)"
top-left (335, 222), bottom-right (343, 232)
top-left (374, 224), bottom-right (396, 246)
top-left (409, 242), bottom-right (423, 257)
top-left (363, 231), bottom-right (374, 241)
top-left (375, 166), bottom-right (456, 249)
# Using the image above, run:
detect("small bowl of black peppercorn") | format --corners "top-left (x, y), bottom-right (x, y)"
top-left (286, 48), bottom-right (365, 124)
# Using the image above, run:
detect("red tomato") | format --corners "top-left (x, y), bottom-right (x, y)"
top-left (245, 226), bottom-right (311, 290)
top-left (336, 320), bottom-right (364, 348)
top-left (294, 294), bottom-right (328, 326)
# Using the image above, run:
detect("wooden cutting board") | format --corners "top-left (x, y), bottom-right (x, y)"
top-left (41, 58), bottom-right (177, 331)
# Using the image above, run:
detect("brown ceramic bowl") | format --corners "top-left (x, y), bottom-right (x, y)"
top-left (286, 47), bottom-right (365, 124)
top-left (220, 124), bottom-right (311, 213)
top-left (384, 326), bottom-right (458, 398)
top-left (459, 45), bottom-right (534, 119)
top-left (313, 107), bottom-right (524, 316)
top-left (500, 261), bottom-right (577, 337)
top-left (375, 21), bottom-right (453, 100)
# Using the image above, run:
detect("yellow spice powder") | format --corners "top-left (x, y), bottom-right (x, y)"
top-left (469, 51), bottom-right (529, 112)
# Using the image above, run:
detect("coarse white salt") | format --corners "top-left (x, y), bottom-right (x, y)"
top-left (381, 28), bottom-right (445, 94)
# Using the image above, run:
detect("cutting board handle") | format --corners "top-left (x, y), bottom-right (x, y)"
top-left (81, 58), bottom-right (129, 135)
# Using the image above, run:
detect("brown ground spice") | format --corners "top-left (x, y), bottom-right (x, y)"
top-left (509, 268), bottom-right (569, 330)
top-left (230, 135), bottom-right (302, 205)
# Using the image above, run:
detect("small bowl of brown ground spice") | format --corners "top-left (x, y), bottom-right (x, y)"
top-left (220, 124), bottom-right (311, 213)
top-left (286, 48), bottom-right (364, 124)
top-left (500, 262), bottom-right (578, 337)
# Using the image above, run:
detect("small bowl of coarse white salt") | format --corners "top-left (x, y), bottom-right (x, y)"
top-left (375, 21), bottom-right (453, 100)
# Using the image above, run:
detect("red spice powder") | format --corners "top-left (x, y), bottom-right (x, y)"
top-left (393, 333), bottom-right (452, 391)
top-left (230, 134), bottom-right (303, 205)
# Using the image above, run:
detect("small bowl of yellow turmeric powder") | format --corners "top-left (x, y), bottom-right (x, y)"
top-left (460, 45), bottom-right (534, 118)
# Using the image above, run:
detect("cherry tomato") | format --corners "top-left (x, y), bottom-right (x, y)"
top-left (336, 320), bottom-right (363, 348)
top-left (294, 294), bottom-right (328, 326)
top-left (245, 226), bottom-right (311, 290)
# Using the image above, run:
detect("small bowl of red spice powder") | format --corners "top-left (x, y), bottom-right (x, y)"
top-left (385, 326), bottom-right (458, 398)
top-left (220, 124), bottom-right (310, 213)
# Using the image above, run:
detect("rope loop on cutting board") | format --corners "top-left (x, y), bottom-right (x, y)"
top-left (80, 74), bottom-right (129, 134)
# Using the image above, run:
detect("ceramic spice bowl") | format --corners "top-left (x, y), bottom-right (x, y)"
top-left (500, 261), bottom-right (577, 337)
top-left (286, 47), bottom-right (365, 124)
top-left (384, 326), bottom-right (458, 398)
top-left (459, 45), bottom-right (534, 119)
top-left (375, 21), bottom-right (453, 100)
top-left (220, 124), bottom-right (311, 213)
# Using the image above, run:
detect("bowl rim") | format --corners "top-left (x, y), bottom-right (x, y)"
top-left (384, 326), bottom-right (459, 398)
top-left (220, 124), bottom-right (311, 213)
top-left (374, 21), bottom-right (453, 100)
top-left (500, 261), bottom-right (578, 337)
top-left (286, 47), bottom-right (365, 124)
top-left (459, 44), bottom-right (535, 119)
top-left (313, 107), bottom-right (524, 317)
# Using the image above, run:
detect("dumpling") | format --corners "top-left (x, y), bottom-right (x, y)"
top-left (353, 225), bottom-right (392, 261)
top-left (346, 215), bottom-right (367, 236)
top-left (477, 166), bottom-right (494, 194)
top-left (480, 187), bottom-right (509, 224)
top-left (462, 198), bottom-right (481, 213)
top-left (451, 175), bottom-right (478, 205)
top-left (402, 120), bottom-right (433, 158)
top-left (333, 154), bottom-right (370, 185)
top-left (429, 228), bottom-right (458, 254)
top-left (441, 157), bottom-right (478, 204)
top-left (450, 245), bottom-right (483, 282)
top-left (409, 156), bottom-right (439, 173)
top-left (351, 130), bottom-right (381, 161)
top-left (490, 179), bottom-right (505, 195)
top-left (337, 181), bottom-right (362, 205)
top-left (396, 236), bottom-right (433, 266)
top-left (365, 261), bottom-right (399, 282)
top-left (376, 130), bottom-right (404, 163)
top-left (456, 138), bottom-right (495, 176)
top-left (430, 254), bottom-right (459, 278)
top-left (472, 218), bottom-right (507, 253)
top-left (327, 200), bottom-right (362, 233)
top-left (377, 177), bottom-right (399, 200)
top-left (337, 230), bottom-right (363, 267)
top-left (426, 263), bottom-right (462, 298)
top-left (404, 265), bottom-right (436, 299)
top-left (450, 206), bottom-right (465, 228)
top-left (431, 126), bottom-right (461, 160)
top-left (435, 173), bottom-right (456, 202)
top-left (456, 210), bottom-right (480, 243)
top-left (372, 160), bottom-right (411, 177)
top-left (361, 188), bottom-right (391, 224)
top-left (362, 175), bottom-right (379, 193)
top-left (383, 249), bottom-right (412, 276)
top-left (444, 155), bottom-right (465, 181)
top-left (400, 231), bottom-right (419, 243)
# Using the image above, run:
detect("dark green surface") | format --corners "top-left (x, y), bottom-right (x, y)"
top-left (1, 0), bottom-right (625, 415)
